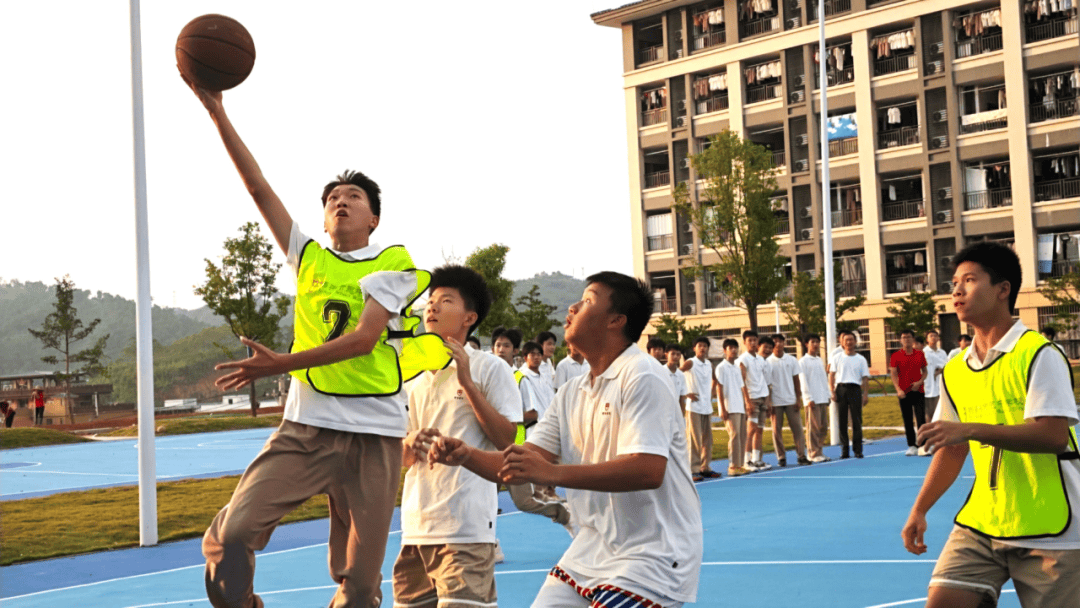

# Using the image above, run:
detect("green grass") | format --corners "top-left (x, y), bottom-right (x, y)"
top-left (0, 428), bottom-right (93, 450)
top-left (102, 414), bottom-right (283, 437)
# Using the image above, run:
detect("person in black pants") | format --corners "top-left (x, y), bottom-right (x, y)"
top-left (829, 330), bottom-right (871, 458)
top-left (890, 330), bottom-right (928, 456)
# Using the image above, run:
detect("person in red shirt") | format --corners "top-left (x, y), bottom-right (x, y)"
top-left (32, 389), bottom-right (45, 425)
top-left (890, 329), bottom-right (928, 456)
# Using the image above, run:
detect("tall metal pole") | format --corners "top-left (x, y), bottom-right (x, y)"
top-left (129, 0), bottom-right (157, 546)
top-left (819, 1), bottom-right (840, 446)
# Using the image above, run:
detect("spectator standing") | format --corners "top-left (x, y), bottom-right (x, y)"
top-left (767, 334), bottom-right (810, 467)
top-left (2, 401), bottom-right (16, 428)
top-left (647, 337), bottom-right (667, 364)
top-left (554, 342), bottom-right (590, 390)
top-left (32, 388), bottom-right (45, 425)
top-left (716, 339), bottom-right (749, 476)
top-left (738, 331), bottom-right (773, 470)
top-left (799, 333), bottom-right (832, 463)
top-left (829, 330), bottom-right (870, 459)
top-left (947, 334), bottom-right (972, 361)
top-left (891, 329), bottom-right (929, 456)
top-left (536, 331), bottom-right (558, 390)
top-left (682, 337), bottom-right (719, 481)
top-left (665, 345), bottom-right (689, 414)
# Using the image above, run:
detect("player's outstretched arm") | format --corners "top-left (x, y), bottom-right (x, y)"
top-left (427, 436), bottom-right (506, 484)
top-left (182, 73), bottom-right (292, 254)
top-left (902, 442), bottom-right (968, 554)
top-left (500, 445), bottom-right (667, 492)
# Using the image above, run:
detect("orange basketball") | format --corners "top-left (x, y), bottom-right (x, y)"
top-left (176, 14), bottom-right (256, 91)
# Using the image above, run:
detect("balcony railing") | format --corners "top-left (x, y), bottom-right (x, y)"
top-left (1030, 97), bottom-right (1080, 123)
top-left (1026, 15), bottom-right (1079, 44)
top-left (878, 125), bottom-right (920, 149)
top-left (1042, 259), bottom-right (1080, 279)
top-left (772, 149), bottom-right (787, 169)
top-left (739, 15), bottom-right (781, 39)
top-left (746, 83), bottom-right (783, 104)
top-left (808, 0), bottom-right (852, 19)
top-left (814, 66), bottom-right (856, 87)
top-left (775, 215), bottom-right (790, 236)
top-left (887, 272), bottom-right (930, 294)
top-left (1034, 178), bottom-right (1080, 202)
top-left (647, 234), bottom-right (674, 251)
top-left (641, 107), bottom-right (668, 127)
top-left (654, 295), bottom-right (678, 314)
top-left (638, 45), bottom-right (663, 65)
top-left (706, 290), bottom-right (740, 309)
top-left (693, 30), bottom-right (727, 50)
top-left (873, 54), bottom-right (918, 77)
top-left (697, 95), bottom-right (730, 114)
top-left (829, 137), bottom-right (859, 158)
top-left (645, 170), bottom-right (671, 189)
top-left (964, 187), bottom-right (1012, 211)
top-left (955, 33), bottom-right (1003, 58)
top-left (838, 277), bottom-right (867, 298)
top-left (959, 112), bottom-right (1007, 135)
top-left (881, 198), bottom-right (926, 222)
top-left (831, 205), bottom-right (863, 228)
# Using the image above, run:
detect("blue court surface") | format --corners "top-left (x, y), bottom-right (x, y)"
top-left (1, 431), bottom-right (1041, 608)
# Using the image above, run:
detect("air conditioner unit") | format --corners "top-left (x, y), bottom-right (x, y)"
top-left (935, 210), bottom-right (952, 223)
top-left (793, 75), bottom-right (805, 87)
top-left (794, 159), bottom-right (810, 171)
top-left (682, 243), bottom-right (694, 255)
top-left (935, 109), bottom-right (948, 122)
top-left (929, 61), bottom-right (944, 74)
top-left (930, 42), bottom-right (944, 55)
top-left (678, 99), bottom-right (688, 111)
top-left (796, 134), bottom-right (809, 146)
top-left (790, 90), bottom-right (806, 103)
top-left (786, 17), bottom-right (801, 29)
top-left (681, 157), bottom-right (692, 168)
top-left (687, 282), bottom-right (697, 293)
top-left (800, 228), bottom-right (813, 241)
top-left (938, 187), bottom-right (952, 200)
top-left (939, 255), bottom-right (954, 267)
top-left (939, 282), bottom-right (953, 293)
top-left (932, 136), bottom-right (948, 149)
top-left (677, 116), bottom-right (688, 127)
top-left (683, 304), bottom-right (697, 316)
top-left (799, 206), bottom-right (813, 219)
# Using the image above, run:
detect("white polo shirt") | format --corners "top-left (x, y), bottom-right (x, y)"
top-left (832, 351), bottom-right (870, 386)
top-left (799, 354), bottom-right (831, 406)
top-left (539, 358), bottom-right (556, 390)
top-left (528, 343), bottom-right (702, 603)
top-left (401, 345), bottom-right (523, 545)
top-left (683, 356), bottom-right (714, 415)
top-left (737, 351), bottom-right (770, 399)
top-left (767, 353), bottom-right (801, 407)
top-left (714, 359), bottom-right (745, 414)
top-left (667, 365), bottom-right (688, 402)
top-left (555, 356), bottom-right (590, 390)
top-left (922, 347), bottom-right (948, 399)
top-left (935, 321), bottom-right (1080, 550)
top-left (520, 366), bottom-right (556, 425)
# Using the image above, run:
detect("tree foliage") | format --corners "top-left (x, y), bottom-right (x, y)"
top-left (513, 284), bottom-right (558, 342)
top-left (884, 291), bottom-right (945, 336)
top-left (673, 130), bottom-right (789, 330)
top-left (194, 222), bottom-right (290, 416)
top-left (1037, 269), bottom-right (1080, 332)
top-left (779, 262), bottom-right (867, 343)
top-left (27, 275), bottom-right (110, 421)
top-left (650, 314), bottom-right (712, 351)
top-left (465, 244), bottom-right (517, 337)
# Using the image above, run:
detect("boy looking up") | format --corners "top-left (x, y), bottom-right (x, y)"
top-left (716, 339), bottom-right (749, 476)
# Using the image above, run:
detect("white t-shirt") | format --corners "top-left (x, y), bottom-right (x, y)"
top-left (737, 351), bottom-right (770, 399)
top-left (947, 347), bottom-right (964, 361)
top-left (284, 223), bottom-right (416, 436)
top-left (684, 357), bottom-right (714, 415)
top-left (767, 353), bottom-right (801, 406)
top-left (922, 347), bottom-right (948, 398)
top-left (832, 351), bottom-right (870, 386)
top-left (555, 356), bottom-right (590, 390)
top-left (666, 365), bottom-right (688, 401)
top-left (539, 358), bottom-right (556, 390)
top-left (401, 345), bottom-right (523, 544)
top-left (527, 344), bottom-right (702, 603)
top-left (520, 366), bottom-right (556, 424)
top-left (714, 359), bottom-right (745, 414)
top-left (935, 321), bottom-right (1080, 550)
top-left (799, 354), bottom-right (831, 406)
top-left (827, 346), bottom-right (844, 372)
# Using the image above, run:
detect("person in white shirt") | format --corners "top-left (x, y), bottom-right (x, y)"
top-left (648, 337), bottom-right (668, 364)
top-left (519, 341), bottom-right (556, 431)
top-left (766, 334), bottom-right (810, 467)
top-left (555, 342), bottom-right (591, 390)
top-left (681, 337), bottom-right (720, 480)
top-left (829, 330), bottom-right (870, 459)
top-left (536, 331), bottom-right (559, 390)
top-left (430, 271), bottom-right (703, 608)
top-left (738, 330), bottom-right (773, 470)
top-left (716, 338), bottom-right (750, 476)
top-left (947, 334), bottom-right (972, 361)
top-left (902, 242), bottom-right (1080, 608)
top-left (665, 344), bottom-right (689, 412)
top-left (395, 266), bottom-right (522, 608)
top-left (921, 330), bottom-right (948, 438)
top-left (799, 333), bottom-right (832, 463)
top-left (466, 335), bottom-right (482, 350)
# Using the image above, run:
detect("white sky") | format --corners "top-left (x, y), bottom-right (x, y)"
top-left (2, 1), bottom-right (631, 310)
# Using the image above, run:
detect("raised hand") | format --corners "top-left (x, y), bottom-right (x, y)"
top-left (215, 337), bottom-right (286, 391)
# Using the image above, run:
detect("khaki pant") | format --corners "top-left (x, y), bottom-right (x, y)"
top-left (393, 543), bottom-right (497, 608)
top-left (686, 410), bottom-right (714, 473)
top-left (202, 420), bottom-right (400, 608)
top-left (725, 412), bottom-right (746, 468)
top-left (805, 402), bottom-right (829, 459)
top-left (508, 483), bottom-right (570, 524)
top-left (925, 395), bottom-right (939, 422)
top-left (771, 404), bottom-right (806, 461)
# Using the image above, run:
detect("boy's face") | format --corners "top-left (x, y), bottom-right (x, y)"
top-left (959, 337), bottom-right (972, 348)
top-left (693, 342), bottom-right (708, 359)
top-left (666, 349), bottom-right (682, 367)
top-left (323, 184), bottom-right (378, 239)
top-left (900, 333), bottom-right (914, 349)
top-left (724, 345), bottom-right (739, 361)
top-left (542, 338), bottom-right (556, 359)
top-left (758, 342), bottom-right (772, 357)
top-left (842, 334), bottom-right (857, 352)
top-left (565, 283), bottom-right (618, 350)
top-left (525, 350), bottom-right (542, 372)
top-left (493, 337), bottom-right (517, 365)
top-left (650, 346), bottom-right (665, 361)
top-left (952, 261), bottom-right (1010, 325)
top-left (424, 287), bottom-right (475, 340)
top-left (926, 332), bottom-right (939, 348)
top-left (807, 337), bottom-right (820, 356)
top-left (744, 336), bottom-right (758, 354)
top-left (772, 339), bottom-right (785, 357)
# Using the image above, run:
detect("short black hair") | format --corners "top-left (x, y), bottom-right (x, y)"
top-left (693, 336), bottom-right (711, 347)
top-left (839, 329), bottom-right (855, 340)
top-left (429, 265), bottom-right (492, 337)
top-left (321, 169), bottom-right (382, 220)
top-left (1041, 327), bottom-right (1058, 340)
top-left (585, 271), bottom-right (654, 342)
top-left (466, 335), bottom-right (482, 349)
top-left (665, 343), bottom-right (684, 353)
top-left (722, 338), bottom-right (739, 349)
top-left (743, 330), bottom-right (758, 340)
top-left (759, 336), bottom-right (775, 348)
top-left (771, 333), bottom-right (786, 342)
top-left (958, 333), bottom-right (972, 343)
top-left (536, 331), bottom-right (557, 346)
top-left (900, 328), bottom-right (915, 338)
top-left (953, 241), bottom-right (1022, 314)
top-left (926, 329), bottom-right (939, 337)
top-left (521, 341), bottom-right (542, 357)
top-left (804, 332), bottom-right (821, 342)
top-left (491, 326), bottom-right (523, 350)
top-left (647, 337), bottom-right (667, 351)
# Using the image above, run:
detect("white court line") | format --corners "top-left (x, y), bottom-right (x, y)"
top-left (864, 588), bottom-right (1014, 608)
top-left (734, 475), bottom-right (975, 480)
top-left (8, 469), bottom-right (138, 478)
top-left (697, 449), bottom-right (908, 486)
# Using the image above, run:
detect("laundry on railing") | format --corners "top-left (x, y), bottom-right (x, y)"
top-left (960, 107), bottom-right (1007, 125)
top-left (641, 88), bottom-right (667, 110)
top-left (745, 60), bottom-right (782, 84)
top-left (693, 73), bottom-right (729, 99)
top-left (870, 30), bottom-right (914, 58)
top-left (693, 7), bottom-right (725, 30)
top-left (740, 0), bottom-right (775, 20)
top-left (1023, 0), bottom-right (1076, 21)
top-left (954, 9), bottom-right (1002, 37)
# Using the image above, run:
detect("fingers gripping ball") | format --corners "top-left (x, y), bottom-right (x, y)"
top-left (176, 14), bottom-right (255, 91)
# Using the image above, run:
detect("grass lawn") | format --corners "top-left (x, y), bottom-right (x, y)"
top-left (0, 428), bottom-right (93, 450)
top-left (102, 414), bottom-right (283, 437)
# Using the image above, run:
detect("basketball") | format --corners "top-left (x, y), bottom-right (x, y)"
top-left (176, 14), bottom-right (255, 92)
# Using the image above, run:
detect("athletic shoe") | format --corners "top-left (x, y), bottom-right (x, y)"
top-left (797, 456), bottom-right (813, 466)
top-left (855, 453), bottom-right (864, 458)
top-left (742, 462), bottom-right (761, 472)
top-left (918, 445), bottom-right (933, 456)
top-left (777, 458), bottom-right (787, 468)
top-left (727, 466), bottom-right (748, 476)
top-left (700, 470), bottom-right (722, 478)
top-left (753, 460), bottom-right (773, 470)
top-left (693, 474), bottom-right (704, 482)
top-left (905, 446), bottom-right (918, 456)
top-left (811, 455), bottom-right (831, 463)
top-left (840, 451), bottom-right (850, 459)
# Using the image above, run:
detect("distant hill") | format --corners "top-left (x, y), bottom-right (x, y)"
top-left (510, 272), bottom-right (586, 342)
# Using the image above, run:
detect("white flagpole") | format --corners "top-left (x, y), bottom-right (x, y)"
top-left (129, 0), bottom-right (157, 546)
top-left (819, 1), bottom-right (840, 446)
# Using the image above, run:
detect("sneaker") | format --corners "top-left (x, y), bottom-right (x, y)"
top-left (777, 458), bottom-right (787, 468)
top-left (905, 446), bottom-right (918, 456)
top-left (727, 466), bottom-right (747, 476)
top-left (693, 474), bottom-right (705, 482)
top-left (754, 460), bottom-right (773, 470)
top-left (811, 455), bottom-right (831, 463)
top-left (797, 456), bottom-right (813, 466)
top-left (700, 470), bottom-right (722, 478)
top-left (840, 451), bottom-right (850, 459)
top-left (742, 462), bottom-right (761, 472)
top-left (920, 445), bottom-right (934, 456)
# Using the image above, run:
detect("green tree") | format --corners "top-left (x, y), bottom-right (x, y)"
top-left (194, 222), bottom-right (290, 417)
top-left (674, 130), bottom-right (789, 331)
top-left (513, 284), bottom-right (557, 343)
top-left (465, 244), bottom-right (516, 338)
top-left (779, 262), bottom-right (867, 343)
top-left (884, 291), bottom-right (945, 337)
top-left (1037, 269), bottom-right (1080, 333)
top-left (27, 275), bottom-right (110, 421)
top-left (650, 314), bottom-right (711, 351)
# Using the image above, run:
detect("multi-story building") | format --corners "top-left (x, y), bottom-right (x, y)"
top-left (592, 0), bottom-right (1079, 369)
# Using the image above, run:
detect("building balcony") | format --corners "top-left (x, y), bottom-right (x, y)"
top-left (739, 15), bottom-right (781, 39)
top-left (887, 272), bottom-right (930, 294)
top-left (814, 66), bottom-right (855, 88)
top-left (828, 137), bottom-right (858, 158)
top-left (832, 205), bottom-right (863, 228)
top-left (1043, 258), bottom-right (1080, 279)
top-left (647, 234), bottom-right (674, 251)
top-left (1026, 15), bottom-right (1079, 44)
top-left (641, 107), bottom-right (667, 127)
top-left (873, 54), bottom-right (917, 77)
top-left (706, 290), bottom-right (739, 309)
top-left (964, 187), bottom-right (1012, 211)
top-left (878, 125), bottom-right (920, 149)
top-left (955, 32), bottom-right (1003, 59)
top-left (1034, 178), bottom-right (1080, 202)
top-left (772, 149), bottom-right (787, 169)
top-left (693, 30), bottom-right (727, 50)
top-left (638, 44), bottom-right (664, 66)
top-left (746, 83), bottom-right (783, 104)
top-left (959, 110), bottom-right (1007, 134)
top-left (838, 277), bottom-right (867, 298)
top-left (775, 215), bottom-right (790, 236)
top-left (697, 95), bottom-right (730, 114)
top-left (644, 170), bottom-right (671, 189)
top-left (881, 198), bottom-right (926, 222)
top-left (808, 0), bottom-right (852, 20)
top-left (1029, 97), bottom-right (1080, 123)
top-left (654, 295), bottom-right (678, 314)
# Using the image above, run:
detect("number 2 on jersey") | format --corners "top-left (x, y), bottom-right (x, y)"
top-left (322, 300), bottom-right (352, 342)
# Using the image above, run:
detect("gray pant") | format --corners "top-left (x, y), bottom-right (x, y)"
top-left (771, 404), bottom-right (806, 461)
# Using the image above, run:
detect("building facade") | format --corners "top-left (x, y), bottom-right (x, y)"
top-left (0, 371), bottom-right (114, 426)
top-left (593, 0), bottom-right (1079, 369)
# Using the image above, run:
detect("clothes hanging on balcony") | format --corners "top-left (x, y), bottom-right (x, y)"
top-left (956, 10), bottom-right (1001, 37)
top-left (693, 9), bottom-right (726, 31)
top-left (641, 89), bottom-right (667, 110)
top-left (741, 0), bottom-right (775, 19)
top-left (984, 165), bottom-right (1011, 189)
top-left (745, 61), bottom-right (781, 84)
top-left (870, 30), bottom-right (914, 58)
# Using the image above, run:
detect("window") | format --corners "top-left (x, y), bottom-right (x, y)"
top-left (646, 213), bottom-right (674, 251)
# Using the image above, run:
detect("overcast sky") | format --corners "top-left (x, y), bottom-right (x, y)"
top-left (2, 1), bottom-right (631, 310)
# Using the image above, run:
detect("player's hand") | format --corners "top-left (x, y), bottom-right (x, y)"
top-left (686, 393), bottom-right (699, 403)
top-left (917, 421), bottom-right (968, 451)
top-left (404, 428), bottom-right (441, 465)
top-left (862, 395), bottom-right (869, 406)
top-left (902, 511), bottom-right (929, 555)
top-left (766, 405), bottom-right (774, 417)
top-left (444, 337), bottom-right (474, 387)
top-left (499, 445), bottom-right (557, 486)
top-left (178, 66), bottom-right (223, 112)
top-left (720, 410), bottom-right (729, 422)
top-left (214, 338), bottom-right (286, 390)
top-left (897, 389), bottom-right (907, 399)
top-left (428, 436), bottom-right (471, 467)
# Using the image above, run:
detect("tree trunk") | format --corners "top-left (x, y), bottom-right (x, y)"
top-left (747, 305), bottom-right (759, 332)
top-left (65, 379), bottom-right (75, 424)
top-left (249, 382), bottom-right (259, 418)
